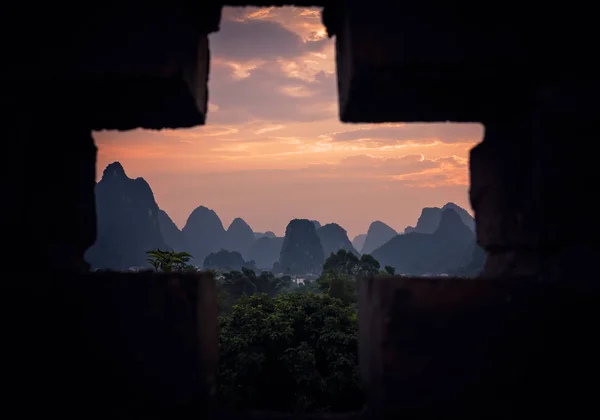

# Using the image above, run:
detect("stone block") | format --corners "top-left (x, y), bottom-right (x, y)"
top-left (3, 1), bottom-right (219, 130)
top-left (0, 271), bottom-right (218, 418)
top-left (359, 275), bottom-right (599, 419)
top-left (334, 2), bottom-right (527, 123)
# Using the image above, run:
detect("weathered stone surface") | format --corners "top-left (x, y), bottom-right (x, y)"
top-left (1, 271), bottom-right (218, 417)
top-left (2, 112), bottom-right (97, 272)
top-left (471, 83), bottom-right (600, 278)
top-left (359, 275), bottom-right (599, 419)
top-left (4, 1), bottom-right (217, 130)
top-left (334, 2), bottom-right (526, 123)
top-left (469, 124), bottom-right (536, 252)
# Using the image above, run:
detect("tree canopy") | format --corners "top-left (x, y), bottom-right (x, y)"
top-left (145, 246), bottom-right (396, 412)
top-left (146, 249), bottom-right (194, 272)
top-left (218, 292), bottom-right (362, 412)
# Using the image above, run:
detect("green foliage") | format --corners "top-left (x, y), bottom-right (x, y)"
top-left (316, 271), bottom-right (356, 305)
top-left (218, 270), bottom-right (258, 309)
top-left (216, 269), bottom-right (301, 312)
top-left (316, 250), bottom-right (386, 305)
top-left (218, 292), bottom-right (363, 412)
top-left (145, 247), bottom-right (393, 412)
top-left (322, 249), bottom-right (380, 278)
top-left (146, 249), bottom-right (194, 272)
top-left (293, 278), bottom-right (320, 294)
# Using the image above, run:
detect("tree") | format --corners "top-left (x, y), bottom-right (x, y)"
top-left (317, 250), bottom-right (383, 305)
top-left (316, 271), bottom-right (356, 305)
top-left (146, 249), bottom-right (194, 272)
top-left (219, 270), bottom-right (258, 305)
top-left (322, 249), bottom-right (380, 278)
top-left (218, 292), bottom-right (362, 412)
top-left (292, 278), bottom-right (320, 294)
top-left (253, 271), bottom-right (294, 297)
top-left (357, 254), bottom-right (381, 276)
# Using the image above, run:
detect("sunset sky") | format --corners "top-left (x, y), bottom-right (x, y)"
top-left (93, 6), bottom-right (483, 238)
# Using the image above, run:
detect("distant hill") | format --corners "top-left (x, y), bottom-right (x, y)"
top-left (254, 231), bottom-right (276, 240)
top-left (317, 223), bottom-right (359, 258)
top-left (361, 221), bottom-right (398, 255)
top-left (405, 202), bottom-right (475, 233)
top-left (182, 206), bottom-right (226, 264)
top-left (351, 234), bottom-right (367, 253)
top-left (248, 236), bottom-right (284, 270)
top-left (85, 166), bottom-right (481, 276)
top-left (158, 209), bottom-right (188, 252)
top-left (372, 209), bottom-right (475, 275)
top-left (278, 219), bottom-right (324, 275)
top-left (85, 162), bottom-right (165, 270)
top-left (203, 249), bottom-right (254, 271)
top-left (225, 217), bottom-right (255, 260)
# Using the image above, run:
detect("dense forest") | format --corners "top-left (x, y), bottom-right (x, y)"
top-left (146, 248), bottom-right (394, 412)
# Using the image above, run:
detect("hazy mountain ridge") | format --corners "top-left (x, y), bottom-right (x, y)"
top-left (351, 234), bottom-right (367, 253)
top-left (278, 219), bottom-right (325, 275)
top-left (372, 209), bottom-right (478, 275)
top-left (89, 162), bottom-right (483, 276)
top-left (158, 209), bottom-right (188, 252)
top-left (317, 223), bottom-right (359, 258)
top-left (404, 202), bottom-right (475, 234)
top-left (361, 221), bottom-right (398, 255)
top-left (182, 205), bottom-right (227, 264)
top-left (225, 217), bottom-right (256, 260)
top-left (85, 162), bottom-right (166, 270)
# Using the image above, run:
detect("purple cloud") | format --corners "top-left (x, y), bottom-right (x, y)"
top-left (210, 19), bottom-right (304, 61)
top-left (331, 124), bottom-right (484, 144)
top-left (209, 64), bottom-right (337, 123)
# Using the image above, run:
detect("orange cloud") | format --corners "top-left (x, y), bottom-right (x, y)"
top-left (93, 6), bottom-right (480, 238)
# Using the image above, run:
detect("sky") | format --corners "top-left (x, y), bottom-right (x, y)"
top-left (93, 6), bottom-right (483, 238)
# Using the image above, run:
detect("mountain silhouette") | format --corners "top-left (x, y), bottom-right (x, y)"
top-left (85, 162), bottom-right (165, 269)
top-left (254, 231), bottom-right (276, 240)
top-left (182, 206), bottom-right (226, 264)
top-left (225, 217), bottom-right (255, 259)
top-left (361, 221), bottom-right (397, 254)
top-left (372, 209), bottom-right (474, 275)
top-left (203, 249), bottom-right (254, 271)
top-left (279, 219), bottom-right (325, 274)
top-left (352, 233), bottom-right (367, 253)
top-left (158, 209), bottom-right (188, 252)
top-left (248, 236), bottom-right (284, 270)
top-left (405, 202), bottom-right (475, 233)
top-left (317, 223), bottom-right (359, 258)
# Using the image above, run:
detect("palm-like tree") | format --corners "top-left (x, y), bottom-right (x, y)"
top-left (146, 249), bottom-right (194, 272)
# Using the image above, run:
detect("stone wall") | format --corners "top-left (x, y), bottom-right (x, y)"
top-left (360, 275), bottom-right (600, 419)
top-left (2, 272), bottom-right (598, 419)
top-left (0, 271), bottom-right (217, 418)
